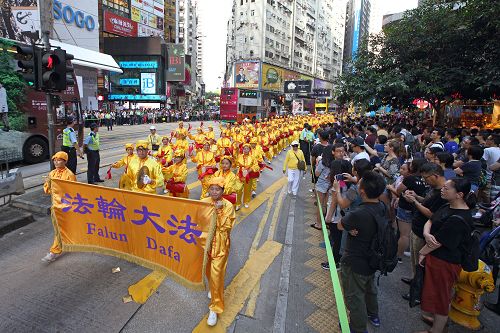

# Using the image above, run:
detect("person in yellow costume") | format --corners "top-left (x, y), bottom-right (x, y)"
top-left (206, 125), bottom-right (216, 144)
top-left (236, 143), bottom-right (260, 208)
top-left (126, 140), bottom-right (164, 194)
top-left (163, 150), bottom-right (189, 198)
top-left (147, 125), bottom-right (161, 151)
top-left (191, 140), bottom-right (217, 199)
top-left (213, 156), bottom-right (241, 206)
top-left (41, 151), bottom-right (77, 263)
top-left (268, 127), bottom-right (278, 158)
top-left (250, 138), bottom-right (264, 197)
top-left (217, 130), bottom-right (233, 158)
top-left (258, 129), bottom-right (273, 162)
top-left (232, 128), bottom-right (245, 154)
top-left (199, 177), bottom-right (236, 327)
top-left (175, 121), bottom-right (188, 139)
top-left (173, 133), bottom-right (189, 164)
top-left (154, 136), bottom-right (173, 167)
top-left (111, 143), bottom-right (135, 190)
top-left (189, 127), bottom-right (206, 151)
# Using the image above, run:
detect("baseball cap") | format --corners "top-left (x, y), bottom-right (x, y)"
top-left (150, 126), bottom-right (156, 130)
top-left (351, 137), bottom-right (365, 147)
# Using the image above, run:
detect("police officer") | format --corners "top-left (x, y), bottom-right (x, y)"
top-left (61, 117), bottom-right (83, 174)
top-left (83, 123), bottom-right (103, 184)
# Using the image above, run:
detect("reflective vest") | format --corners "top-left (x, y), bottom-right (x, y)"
top-left (87, 132), bottom-right (100, 150)
top-left (62, 127), bottom-right (74, 147)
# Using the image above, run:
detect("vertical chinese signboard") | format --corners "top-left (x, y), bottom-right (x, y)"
top-left (220, 88), bottom-right (238, 121)
top-left (167, 44), bottom-right (186, 81)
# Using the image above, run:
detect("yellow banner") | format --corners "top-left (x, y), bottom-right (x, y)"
top-left (51, 179), bottom-right (216, 290)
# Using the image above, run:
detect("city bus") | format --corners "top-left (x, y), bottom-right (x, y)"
top-left (220, 88), bottom-right (277, 122)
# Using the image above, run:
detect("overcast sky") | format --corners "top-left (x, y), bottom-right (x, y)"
top-left (198, 0), bottom-right (418, 92)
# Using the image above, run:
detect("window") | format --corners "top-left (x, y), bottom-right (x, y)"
top-left (240, 0), bottom-right (243, 5)
top-left (251, 10), bottom-right (255, 16)
top-left (250, 50), bottom-right (254, 57)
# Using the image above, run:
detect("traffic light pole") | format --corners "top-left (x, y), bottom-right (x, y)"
top-left (40, 1), bottom-right (55, 169)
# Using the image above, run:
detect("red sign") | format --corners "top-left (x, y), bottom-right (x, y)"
top-left (103, 11), bottom-right (138, 37)
top-left (220, 88), bottom-right (238, 121)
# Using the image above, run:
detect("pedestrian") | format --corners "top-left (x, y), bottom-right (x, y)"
top-left (148, 125), bottom-right (161, 151)
top-left (41, 151), bottom-right (77, 263)
top-left (201, 177), bottom-right (236, 326)
top-left (61, 117), bottom-right (84, 174)
top-left (350, 137), bottom-right (370, 165)
top-left (310, 130), bottom-right (330, 190)
top-left (338, 171), bottom-right (386, 332)
top-left (83, 123), bottom-right (103, 184)
top-left (104, 111), bottom-right (113, 131)
top-left (454, 145), bottom-right (483, 193)
top-left (283, 140), bottom-right (306, 197)
top-left (0, 82), bottom-right (10, 131)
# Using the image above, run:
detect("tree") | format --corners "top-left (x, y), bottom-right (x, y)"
top-left (0, 38), bottom-right (28, 130)
top-left (335, 0), bottom-right (500, 119)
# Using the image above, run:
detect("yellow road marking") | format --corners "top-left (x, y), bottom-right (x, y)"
top-left (128, 270), bottom-right (168, 304)
top-left (191, 241), bottom-right (283, 333)
top-left (188, 180), bottom-right (201, 190)
top-left (267, 187), bottom-right (287, 241)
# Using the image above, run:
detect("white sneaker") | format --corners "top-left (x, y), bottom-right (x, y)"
top-left (207, 310), bottom-right (217, 326)
top-left (244, 204), bottom-right (249, 208)
top-left (235, 205), bottom-right (241, 211)
top-left (41, 252), bottom-right (60, 263)
top-left (208, 291), bottom-right (211, 299)
top-left (251, 191), bottom-right (256, 198)
top-left (403, 251), bottom-right (411, 257)
top-left (266, 160), bottom-right (271, 164)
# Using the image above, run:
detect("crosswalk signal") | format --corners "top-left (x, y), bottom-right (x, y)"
top-left (41, 49), bottom-right (61, 91)
top-left (16, 44), bottom-right (42, 90)
top-left (63, 51), bottom-right (75, 88)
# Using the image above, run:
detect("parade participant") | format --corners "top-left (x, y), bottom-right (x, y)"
top-left (283, 141), bottom-right (307, 196)
top-left (61, 117), bottom-right (83, 174)
top-left (232, 127), bottom-right (245, 154)
top-left (213, 156), bottom-right (241, 205)
top-left (41, 152), bottom-right (77, 263)
top-left (191, 140), bottom-right (218, 199)
top-left (236, 143), bottom-right (260, 208)
top-left (189, 127), bottom-right (207, 151)
top-left (206, 125), bottom-right (216, 144)
top-left (111, 143), bottom-right (135, 190)
top-left (216, 130), bottom-right (233, 159)
top-left (259, 129), bottom-right (273, 163)
top-left (147, 125), bottom-right (161, 151)
top-left (163, 150), bottom-right (189, 198)
top-left (250, 137), bottom-right (264, 197)
top-left (126, 140), bottom-right (164, 194)
top-left (201, 177), bottom-right (236, 326)
top-left (173, 132), bottom-right (190, 159)
top-left (155, 136), bottom-right (173, 167)
top-left (175, 121), bottom-right (189, 139)
top-left (83, 123), bottom-right (103, 184)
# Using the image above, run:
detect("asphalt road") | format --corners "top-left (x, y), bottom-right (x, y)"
top-left (1, 123), bottom-right (499, 333)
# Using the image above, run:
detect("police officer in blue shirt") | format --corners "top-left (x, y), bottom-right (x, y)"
top-left (61, 117), bottom-right (83, 174)
top-left (83, 123), bottom-right (103, 184)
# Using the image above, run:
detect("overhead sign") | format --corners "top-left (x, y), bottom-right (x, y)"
top-left (119, 78), bottom-right (140, 86)
top-left (51, 179), bottom-right (215, 290)
top-left (103, 10), bottom-right (138, 37)
top-left (313, 89), bottom-right (331, 97)
top-left (167, 44), bottom-right (186, 82)
top-left (141, 73), bottom-right (156, 94)
top-left (119, 61), bottom-right (158, 69)
top-left (108, 94), bottom-right (166, 101)
top-left (239, 90), bottom-right (258, 99)
top-left (284, 80), bottom-right (312, 94)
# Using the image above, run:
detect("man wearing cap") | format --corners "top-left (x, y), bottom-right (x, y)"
top-left (126, 140), bottom-right (164, 194)
top-left (41, 151), bottom-right (77, 263)
top-left (283, 140), bottom-right (306, 196)
top-left (61, 117), bottom-right (83, 174)
top-left (351, 137), bottom-right (370, 165)
top-left (83, 123), bottom-right (103, 184)
top-left (148, 126), bottom-right (161, 151)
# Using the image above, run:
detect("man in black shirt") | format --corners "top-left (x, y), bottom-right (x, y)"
top-left (339, 171), bottom-right (386, 332)
top-left (310, 130), bottom-right (329, 187)
top-left (401, 163), bottom-right (447, 298)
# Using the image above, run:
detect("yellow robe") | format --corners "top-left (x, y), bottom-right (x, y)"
top-left (213, 169), bottom-right (241, 195)
top-left (43, 167), bottom-right (76, 255)
top-left (217, 137), bottom-right (233, 156)
top-left (175, 127), bottom-right (188, 139)
top-left (191, 150), bottom-right (217, 199)
top-left (163, 162), bottom-right (189, 198)
top-left (201, 197), bottom-right (236, 313)
top-left (236, 154), bottom-right (259, 205)
top-left (206, 130), bottom-right (215, 142)
top-left (126, 156), bottom-right (164, 194)
top-left (112, 154), bottom-right (135, 190)
top-left (189, 133), bottom-right (207, 149)
top-left (155, 145), bottom-right (173, 165)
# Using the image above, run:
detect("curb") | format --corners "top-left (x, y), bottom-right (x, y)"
top-left (0, 207), bottom-right (35, 237)
top-left (11, 198), bottom-right (51, 216)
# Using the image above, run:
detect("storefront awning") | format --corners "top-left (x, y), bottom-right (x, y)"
top-left (49, 40), bottom-right (123, 73)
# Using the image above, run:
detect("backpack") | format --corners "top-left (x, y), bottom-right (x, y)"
top-left (453, 214), bottom-right (481, 272)
top-left (366, 203), bottom-right (399, 277)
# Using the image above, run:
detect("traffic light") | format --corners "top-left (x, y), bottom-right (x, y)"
top-left (63, 51), bottom-right (75, 88)
top-left (16, 44), bottom-right (42, 89)
top-left (40, 49), bottom-right (60, 91)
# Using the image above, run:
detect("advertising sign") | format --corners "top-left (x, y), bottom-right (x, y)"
top-left (119, 78), bottom-right (140, 86)
top-left (0, 1), bottom-right (39, 43)
top-left (261, 63), bottom-right (284, 92)
top-left (284, 80), bottom-right (312, 94)
top-left (167, 44), bottom-right (186, 81)
top-left (141, 73), bottom-right (156, 94)
top-left (138, 24), bottom-right (162, 37)
top-left (313, 89), bottom-right (331, 97)
top-left (131, 6), bottom-right (141, 22)
top-left (292, 100), bottom-right (304, 114)
top-left (51, 179), bottom-right (215, 290)
top-left (220, 88), bottom-right (238, 121)
top-left (352, 0), bottom-right (361, 58)
top-left (108, 94), bottom-right (166, 101)
top-left (234, 62), bottom-right (260, 89)
top-left (119, 61), bottom-right (158, 69)
top-left (103, 10), bottom-right (138, 37)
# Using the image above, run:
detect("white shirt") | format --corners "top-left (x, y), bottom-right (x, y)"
top-left (351, 151), bottom-right (370, 165)
top-left (483, 147), bottom-right (500, 176)
top-left (0, 87), bottom-right (8, 113)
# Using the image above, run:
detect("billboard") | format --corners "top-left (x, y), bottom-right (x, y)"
top-left (0, 1), bottom-right (40, 43)
top-left (167, 44), bottom-right (185, 81)
top-left (261, 63), bottom-right (284, 92)
top-left (103, 10), bottom-right (138, 37)
top-left (284, 80), bottom-right (312, 94)
top-left (131, 0), bottom-right (164, 34)
top-left (234, 62), bottom-right (260, 89)
top-left (292, 100), bottom-right (304, 114)
top-left (141, 73), bottom-right (156, 94)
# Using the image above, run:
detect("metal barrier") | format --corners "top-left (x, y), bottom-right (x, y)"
top-left (0, 149), bottom-right (25, 206)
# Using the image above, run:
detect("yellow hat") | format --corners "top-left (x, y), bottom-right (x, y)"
top-left (125, 143), bottom-right (134, 150)
top-left (174, 149), bottom-right (185, 158)
top-left (208, 125), bottom-right (213, 129)
top-left (52, 151), bottom-right (68, 161)
top-left (250, 138), bottom-right (258, 144)
top-left (161, 136), bottom-right (170, 141)
top-left (197, 127), bottom-right (203, 132)
top-left (242, 143), bottom-right (251, 148)
top-left (220, 155), bottom-right (233, 165)
top-left (207, 176), bottom-right (225, 188)
top-left (136, 140), bottom-right (149, 149)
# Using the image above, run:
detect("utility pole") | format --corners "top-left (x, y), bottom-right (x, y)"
top-left (40, 0), bottom-right (55, 168)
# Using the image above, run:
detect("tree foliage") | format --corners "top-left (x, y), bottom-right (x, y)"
top-left (335, 0), bottom-right (500, 110)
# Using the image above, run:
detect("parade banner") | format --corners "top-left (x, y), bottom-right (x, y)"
top-left (51, 179), bottom-right (216, 290)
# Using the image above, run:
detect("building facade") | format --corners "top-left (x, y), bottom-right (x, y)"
top-left (343, 0), bottom-right (371, 69)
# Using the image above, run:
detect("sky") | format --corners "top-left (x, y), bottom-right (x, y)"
top-left (198, 0), bottom-right (418, 92)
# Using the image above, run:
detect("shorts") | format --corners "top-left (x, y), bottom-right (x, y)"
top-left (396, 207), bottom-right (413, 222)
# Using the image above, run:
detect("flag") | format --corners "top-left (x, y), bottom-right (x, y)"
top-left (105, 167), bottom-right (112, 180)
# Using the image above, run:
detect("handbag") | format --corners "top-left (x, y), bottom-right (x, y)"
top-left (293, 151), bottom-right (306, 171)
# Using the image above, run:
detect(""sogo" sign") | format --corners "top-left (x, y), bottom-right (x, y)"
top-left (53, 0), bottom-right (96, 31)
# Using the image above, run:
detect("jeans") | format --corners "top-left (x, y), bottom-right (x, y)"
top-left (341, 264), bottom-right (378, 332)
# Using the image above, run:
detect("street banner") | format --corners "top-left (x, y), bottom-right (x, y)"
top-left (234, 62), bottom-right (260, 89)
top-left (51, 179), bottom-right (216, 290)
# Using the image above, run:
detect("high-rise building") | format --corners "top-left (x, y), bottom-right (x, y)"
top-left (343, 0), bottom-right (371, 69)
top-left (165, 0), bottom-right (177, 42)
top-left (225, 0), bottom-right (346, 89)
top-left (368, 0), bottom-right (382, 35)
